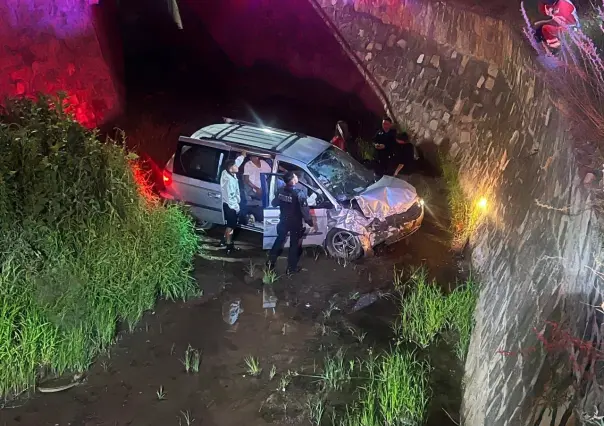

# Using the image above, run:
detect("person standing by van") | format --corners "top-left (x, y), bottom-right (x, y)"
top-left (330, 121), bottom-right (350, 152)
top-left (266, 171), bottom-right (314, 275)
top-left (220, 154), bottom-right (245, 254)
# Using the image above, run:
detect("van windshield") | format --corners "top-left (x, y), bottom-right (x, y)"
top-left (308, 147), bottom-right (376, 201)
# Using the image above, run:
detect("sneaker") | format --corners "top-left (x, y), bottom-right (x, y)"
top-left (226, 245), bottom-right (240, 255)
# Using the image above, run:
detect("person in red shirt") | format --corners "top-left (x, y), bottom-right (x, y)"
top-left (330, 121), bottom-right (349, 152)
top-left (533, 0), bottom-right (580, 52)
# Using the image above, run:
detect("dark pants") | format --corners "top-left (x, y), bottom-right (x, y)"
top-left (268, 222), bottom-right (303, 271)
top-left (375, 152), bottom-right (390, 177)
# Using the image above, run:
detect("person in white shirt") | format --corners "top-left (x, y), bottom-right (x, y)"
top-left (220, 153), bottom-right (245, 254)
top-left (243, 155), bottom-right (271, 202)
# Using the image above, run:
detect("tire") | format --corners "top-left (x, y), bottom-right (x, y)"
top-left (325, 228), bottom-right (363, 261)
top-left (195, 219), bottom-right (214, 231)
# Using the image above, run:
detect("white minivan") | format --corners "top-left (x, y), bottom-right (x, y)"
top-left (160, 118), bottom-right (424, 260)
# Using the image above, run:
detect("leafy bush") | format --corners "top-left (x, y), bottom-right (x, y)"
top-left (0, 96), bottom-right (199, 398)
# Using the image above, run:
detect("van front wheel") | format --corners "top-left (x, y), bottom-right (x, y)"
top-left (325, 228), bottom-right (363, 261)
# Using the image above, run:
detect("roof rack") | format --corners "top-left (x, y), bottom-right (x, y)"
top-left (222, 117), bottom-right (305, 138)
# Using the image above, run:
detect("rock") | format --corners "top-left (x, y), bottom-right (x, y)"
top-left (429, 119), bottom-right (438, 131)
top-left (459, 56), bottom-right (469, 74)
top-left (450, 142), bottom-right (460, 158)
top-left (396, 39), bottom-right (407, 49)
top-left (488, 63), bottom-right (499, 78)
top-left (443, 112), bottom-right (451, 123)
top-left (452, 98), bottom-right (464, 115)
top-left (366, 42), bottom-right (374, 51)
top-left (460, 131), bottom-right (471, 144)
top-left (485, 77), bottom-right (495, 91)
top-left (390, 81), bottom-right (399, 90)
top-left (584, 173), bottom-right (596, 184)
top-left (451, 51), bottom-right (458, 59)
top-left (359, 29), bottom-right (365, 37)
top-left (365, 52), bottom-right (373, 61)
top-left (477, 76), bottom-right (485, 88)
top-left (387, 34), bottom-right (397, 47)
top-left (416, 54), bottom-right (424, 64)
top-left (430, 55), bottom-right (440, 68)
top-left (375, 43), bottom-right (383, 51)
top-left (350, 291), bottom-right (382, 313)
top-left (545, 107), bottom-right (552, 126)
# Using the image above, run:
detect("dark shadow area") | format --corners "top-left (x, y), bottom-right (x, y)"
top-left (110, 0), bottom-right (383, 167)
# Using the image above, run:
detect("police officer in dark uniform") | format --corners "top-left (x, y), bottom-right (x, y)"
top-left (266, 171), bottom-right (313, 275)
top-left (373, 116), bottom-right (397, 177)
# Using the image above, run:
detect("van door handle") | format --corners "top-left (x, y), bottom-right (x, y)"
top-left (267, 219), bottom-right (280, 225)
top-left (207, 192), bottom-right (220, 199)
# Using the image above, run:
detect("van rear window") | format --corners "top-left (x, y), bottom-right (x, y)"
top-left (174, 143), bottom-right (227, 183)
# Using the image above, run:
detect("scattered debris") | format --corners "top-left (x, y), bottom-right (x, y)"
top-left (222, 299), bottom-right (243, 325)
top-left (263, 285), bottom-right (277, 309)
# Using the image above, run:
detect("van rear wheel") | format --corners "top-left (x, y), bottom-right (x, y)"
top-left (325, 228), bottom-right (363, 261)
top-left (195, 219), bottom-right (214, 231)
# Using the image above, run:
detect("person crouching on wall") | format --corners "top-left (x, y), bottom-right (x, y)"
top-left (533, 0), bottom-right (579, 54)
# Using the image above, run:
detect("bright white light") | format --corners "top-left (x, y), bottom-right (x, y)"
top-left (419, 198), bottom-right (425, 206)
top-left (261, 128), bottom-right (274, 134)
top-left (477, 197), bottom-right (488, 210)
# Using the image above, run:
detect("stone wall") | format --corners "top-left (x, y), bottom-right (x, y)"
top-left (316, 0), bottom-right (604, 424)
top-left (0, 0), bottom-right (120, 127)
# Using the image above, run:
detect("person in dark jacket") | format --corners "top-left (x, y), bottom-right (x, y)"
top-left (373, 116), bottom-right (396, 176)
top-left (266, 171), bottom-right (314, 275)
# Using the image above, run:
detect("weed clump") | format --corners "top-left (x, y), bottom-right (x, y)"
top-left (393, 268), bottom-right (479, 360)
top-left (0, 96), bottom-right (199, 398)
top-left (330, 349), bottom-right (430, 426)
top-left (395, 269), bottom-right (448, 349)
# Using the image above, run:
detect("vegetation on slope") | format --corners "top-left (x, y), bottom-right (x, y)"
top-left (0, 96), bottom-right (199, 398)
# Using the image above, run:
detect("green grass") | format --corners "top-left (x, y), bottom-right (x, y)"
top-left (393, 267), bottom-right (478, 359)
top-left (309, 268), bottom-right (477, 426)
top-left (181, 345), bottom-right (201, 373)
top-left (440, 154), bottom-right (485, 249)
top-left (394, 269), bottom-right (448, 349)
top-left (0, 96), bottom-right (199, 398)
top-left (318, 348), bottom-right (353, 392)
top-left (244, 355), bottom-right (262, 377)
top-left (339, 350), bottom-right (431, 426)
top-left (446, 277), bottom-right (479, 360)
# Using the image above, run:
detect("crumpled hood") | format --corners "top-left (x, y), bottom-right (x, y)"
top-left (354, 176), bottom-right (418, 221)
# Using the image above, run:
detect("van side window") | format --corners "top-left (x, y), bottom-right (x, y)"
top-left (174, 143), bottom-right (227, 183)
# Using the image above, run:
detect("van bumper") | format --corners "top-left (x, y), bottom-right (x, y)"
top-left (365, 204), bottom-right (425, 252)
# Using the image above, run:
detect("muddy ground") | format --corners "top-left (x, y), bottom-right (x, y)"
top-left (0, 175), bottom-right (468, 426)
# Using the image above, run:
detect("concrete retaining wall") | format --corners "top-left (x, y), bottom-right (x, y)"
top-left (316, 0), bottom-right (604, 424)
